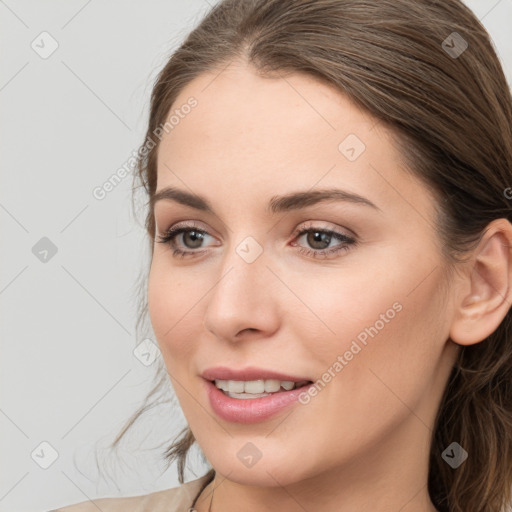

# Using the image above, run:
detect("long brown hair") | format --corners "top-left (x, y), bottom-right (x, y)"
top-left (112, 1), bottom-right (512, 510)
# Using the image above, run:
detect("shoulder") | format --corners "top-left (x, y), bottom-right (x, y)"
top-left (48, 473), bottom-right (213, 512)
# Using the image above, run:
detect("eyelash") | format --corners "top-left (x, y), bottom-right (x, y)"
top-left (156, 221), bottom-right (357, 260)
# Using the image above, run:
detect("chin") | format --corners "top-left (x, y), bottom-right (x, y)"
top-left (204, 446), bottom-right (312, 488)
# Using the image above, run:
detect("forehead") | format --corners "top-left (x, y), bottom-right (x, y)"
top-left (155, 60), bottom-right (437, 228)
top-left (159, 61), bottom-right (375, 164)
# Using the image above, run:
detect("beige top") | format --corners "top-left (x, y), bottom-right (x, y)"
top-left (49, 473), bottom-right (214, 512)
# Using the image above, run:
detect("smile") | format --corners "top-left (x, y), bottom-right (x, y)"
top-left (204, 379), bottom-right (314, 423)
top-left (214, 378), bottom-right (311, 398)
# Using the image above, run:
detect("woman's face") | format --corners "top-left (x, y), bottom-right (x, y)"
top-left (148, 61), bottom-right (459, 489)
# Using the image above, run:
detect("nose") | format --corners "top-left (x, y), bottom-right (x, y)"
top-left (202, 241), bottom-right (281, 342)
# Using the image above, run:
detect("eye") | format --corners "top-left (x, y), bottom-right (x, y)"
top-left (291, 221), bottom-right (356, 259)
top-left (156, 220), bottom-right (357, 260)
top-left (156, 221), bottom-right (215, 259)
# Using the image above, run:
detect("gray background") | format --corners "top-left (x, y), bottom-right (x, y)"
top-left (1, 1), bottom-right (511, 511)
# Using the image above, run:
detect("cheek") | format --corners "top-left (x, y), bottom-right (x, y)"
top-left (282, 263), bottom-right (447, 468)
top-left (322, 270), bottom-right (444, 412)
top-left (292, 248), bottom-right (446, 400)
top-left (285, 259), bottom-right (404, 365)
top-left (147, 260), bottom-right (203, 362)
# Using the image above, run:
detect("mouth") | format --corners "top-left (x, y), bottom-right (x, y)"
top-left (204, 377), bottom-right (316, 423)
top-left (210, 378), bottom-right (313, 399)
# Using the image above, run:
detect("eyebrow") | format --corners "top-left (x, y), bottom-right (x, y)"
top-left (151, 186), bottom-right (381, 214)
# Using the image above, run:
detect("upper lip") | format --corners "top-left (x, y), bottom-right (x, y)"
top-left (202, 366), bottom-right (312, 382)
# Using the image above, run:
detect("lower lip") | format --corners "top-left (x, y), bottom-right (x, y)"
top-left (204, 379), bottom-right (313, 424)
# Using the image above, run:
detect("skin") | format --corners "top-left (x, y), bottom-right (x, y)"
top-left (147, 59), bottom-right (512, 512)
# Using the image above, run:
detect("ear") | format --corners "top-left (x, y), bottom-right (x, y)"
top-left (449, 218), bottom-right (512, 346)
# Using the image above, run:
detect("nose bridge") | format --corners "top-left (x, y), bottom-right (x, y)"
top-left (202, 234), bottom-right (279, 339)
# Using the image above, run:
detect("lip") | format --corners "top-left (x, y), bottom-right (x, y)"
top-left (201, 366), bottom-right (311, 382)
top-left (203, 378), bottom-right (314, 424)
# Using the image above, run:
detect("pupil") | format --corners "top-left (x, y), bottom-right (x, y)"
top-left (184, 230), bottom-right (203, 249)
top-left (308, 231), bottom-right (330, 249)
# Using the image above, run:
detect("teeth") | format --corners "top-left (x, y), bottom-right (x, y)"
top-left (244, 380), bottom-right (265, 393)
top-left (227, 380), bottom-right (244, 393)
top-left (214, 379), bottom-right (305, 394)
top-left (226, 391), bottom-right (270, 399)
top-left (264, 379), bottom-right (281, 392)
top-left (281, 381), bottom-right (295, 391)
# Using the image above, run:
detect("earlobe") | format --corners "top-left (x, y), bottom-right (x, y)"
top-left (449, 218), bottom-right (512, 347)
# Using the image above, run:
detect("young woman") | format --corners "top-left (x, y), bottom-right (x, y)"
top-left (52, 0), bottom-right (512, 511)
